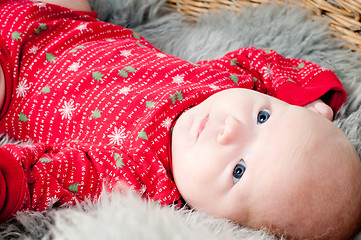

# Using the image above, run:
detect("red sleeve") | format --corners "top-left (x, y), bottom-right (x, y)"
top-left (198, 47), bottom-right (346, 114)
top-left (0, 142), bottom-right (136, 222)
top-left (0, 146), bottom-right (29, 221)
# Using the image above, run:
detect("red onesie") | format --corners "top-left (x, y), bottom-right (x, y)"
top-left (0, 0), bottom-right (346, 221)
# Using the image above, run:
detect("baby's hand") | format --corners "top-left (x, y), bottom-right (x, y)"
top-left (303, 99), bottom-right (333, 121)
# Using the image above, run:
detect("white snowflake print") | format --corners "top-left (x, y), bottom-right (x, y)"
top-left (156, 53), bottom-right (167, 58)
top-left (16, 79), bottom-right (31, 98)
top-left (75, 23), bottom-right (88, 32)
top-left (209, 84), bottom-right (220, 90)
top-left (262, 64), bottom-right (273, 80)
top-left (58, 99), bottom-right (77, 120)
top-left (105, 38), bottom-right (116, 42)
top-left (161, 117), bottom-right (172, 130)
top-left (68, 62), bottom-right (81, 72)
top-left (28, 46), bottom-right (39, 54)
top-left (118, 87), bottom-right (131, 95)
top-left (108, 127), bottom-right (127, 145)
top-left (120, 50), bottom-right (132, 58)
top-left (172, 74), bottom-right (185, 85)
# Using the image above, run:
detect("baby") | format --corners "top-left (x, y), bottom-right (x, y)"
top-left (172, 89), bottom-right (361, 239)
top-left (0, 0), bottom-right (361, 239)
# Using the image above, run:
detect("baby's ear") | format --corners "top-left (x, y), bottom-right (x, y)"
top-left (303, 99), bottom-right (334, 121)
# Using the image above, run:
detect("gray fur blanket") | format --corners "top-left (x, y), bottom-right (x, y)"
top-left (1, 0), bottom-right (361, 239)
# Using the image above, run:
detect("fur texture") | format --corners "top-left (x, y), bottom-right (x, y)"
top-left (1, 0), bottom-right (361, 239)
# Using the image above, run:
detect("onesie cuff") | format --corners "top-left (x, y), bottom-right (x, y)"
top-left (274, 71), bottom-right (346, 114)
top-left (0, 147), bottom-right (28, 222)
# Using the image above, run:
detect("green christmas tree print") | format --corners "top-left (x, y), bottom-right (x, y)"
top-left (34, 24), bottom-right (48, 35)
top-left (46, 53), bottom-right (56, 63)
top-left (169, 90), bottom-right (183, 104)
top-left (11, 31), bottom-right (21, 41)
top-left (19, 112), bottom-right (28, 122)
top-left (132, 32), bottom-right (141, 39)
top-left (92, 71), bottom-right (104, 83)
top-left (39, 24), bottom-right (47, 30)
top-left (68, 183), bottom-right (79, 194)
top-left (41, 86), bottom-right (51, 94)
top-left (118, 66), bottom-right (135, 78)
top-left (124, 66), bottom-right (135, 72)
top-left (253, 77), bottom-right (258, 83)
top-left (118, 70), bottom-right (128, 78)
top-left (91, 109), bottom-right (101, 119)
top-left (114, 152), bottom-right (125, 168)
top-left (230, 58), bottom-right (237, 66)
top-left (264, 49), bottom-right (272, 54)
top-left (146, 101), bottom-right (156, 109)
top-left (39, 157), bottom-right (52, 163)
top-left (169, 94), bottom-right (176, 104)
top-left (69, 45), bottom-right (85, 53)
top-left (34, 29), bottom-right (40, 35)
top-left (230, 74), bottom-right (239, 84)
top-left (138, 129), bottom-right (148, 141)
top-left (294, 62), bottom-right (305, 70)
top-left (136, 42), bottom-right (147, 48)
top-left (287, 78), bottom-right (296, 83)
top-left (176, 91), bottom-right (183, 101)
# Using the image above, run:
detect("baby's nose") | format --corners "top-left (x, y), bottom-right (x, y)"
top-left (217, 116), bottom-right (242, 145)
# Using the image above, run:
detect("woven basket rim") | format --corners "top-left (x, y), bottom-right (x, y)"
top-left (167, 0), bottom-right (361, 51)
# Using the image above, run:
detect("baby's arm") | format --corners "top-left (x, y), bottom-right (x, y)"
top-left (39, 0), bottom-right (91, 11)
top-left (198, 47), bottom-right (346, 115)
top-left (0, 142), bottom-right (133, 222)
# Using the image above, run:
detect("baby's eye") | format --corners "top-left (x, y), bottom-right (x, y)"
top-left (257, 109), bottom-right (270, 124)
top-left (233, 160), bottom-right (246, 184)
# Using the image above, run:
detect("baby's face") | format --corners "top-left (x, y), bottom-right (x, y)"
top-left (171, 88), bottom-right (361, 239)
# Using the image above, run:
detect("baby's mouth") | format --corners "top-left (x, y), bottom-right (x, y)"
top-left (196, 115), bottom-right (209, 140)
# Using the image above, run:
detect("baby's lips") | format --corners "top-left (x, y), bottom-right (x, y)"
top-left (196, 115), bottom-right (209, 140)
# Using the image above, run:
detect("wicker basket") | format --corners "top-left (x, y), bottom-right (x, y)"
top-left (167, 0), bottom-right (361, 51)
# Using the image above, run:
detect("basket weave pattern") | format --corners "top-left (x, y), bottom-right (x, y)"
top-left (167, 0), bottom-right (361, 51)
